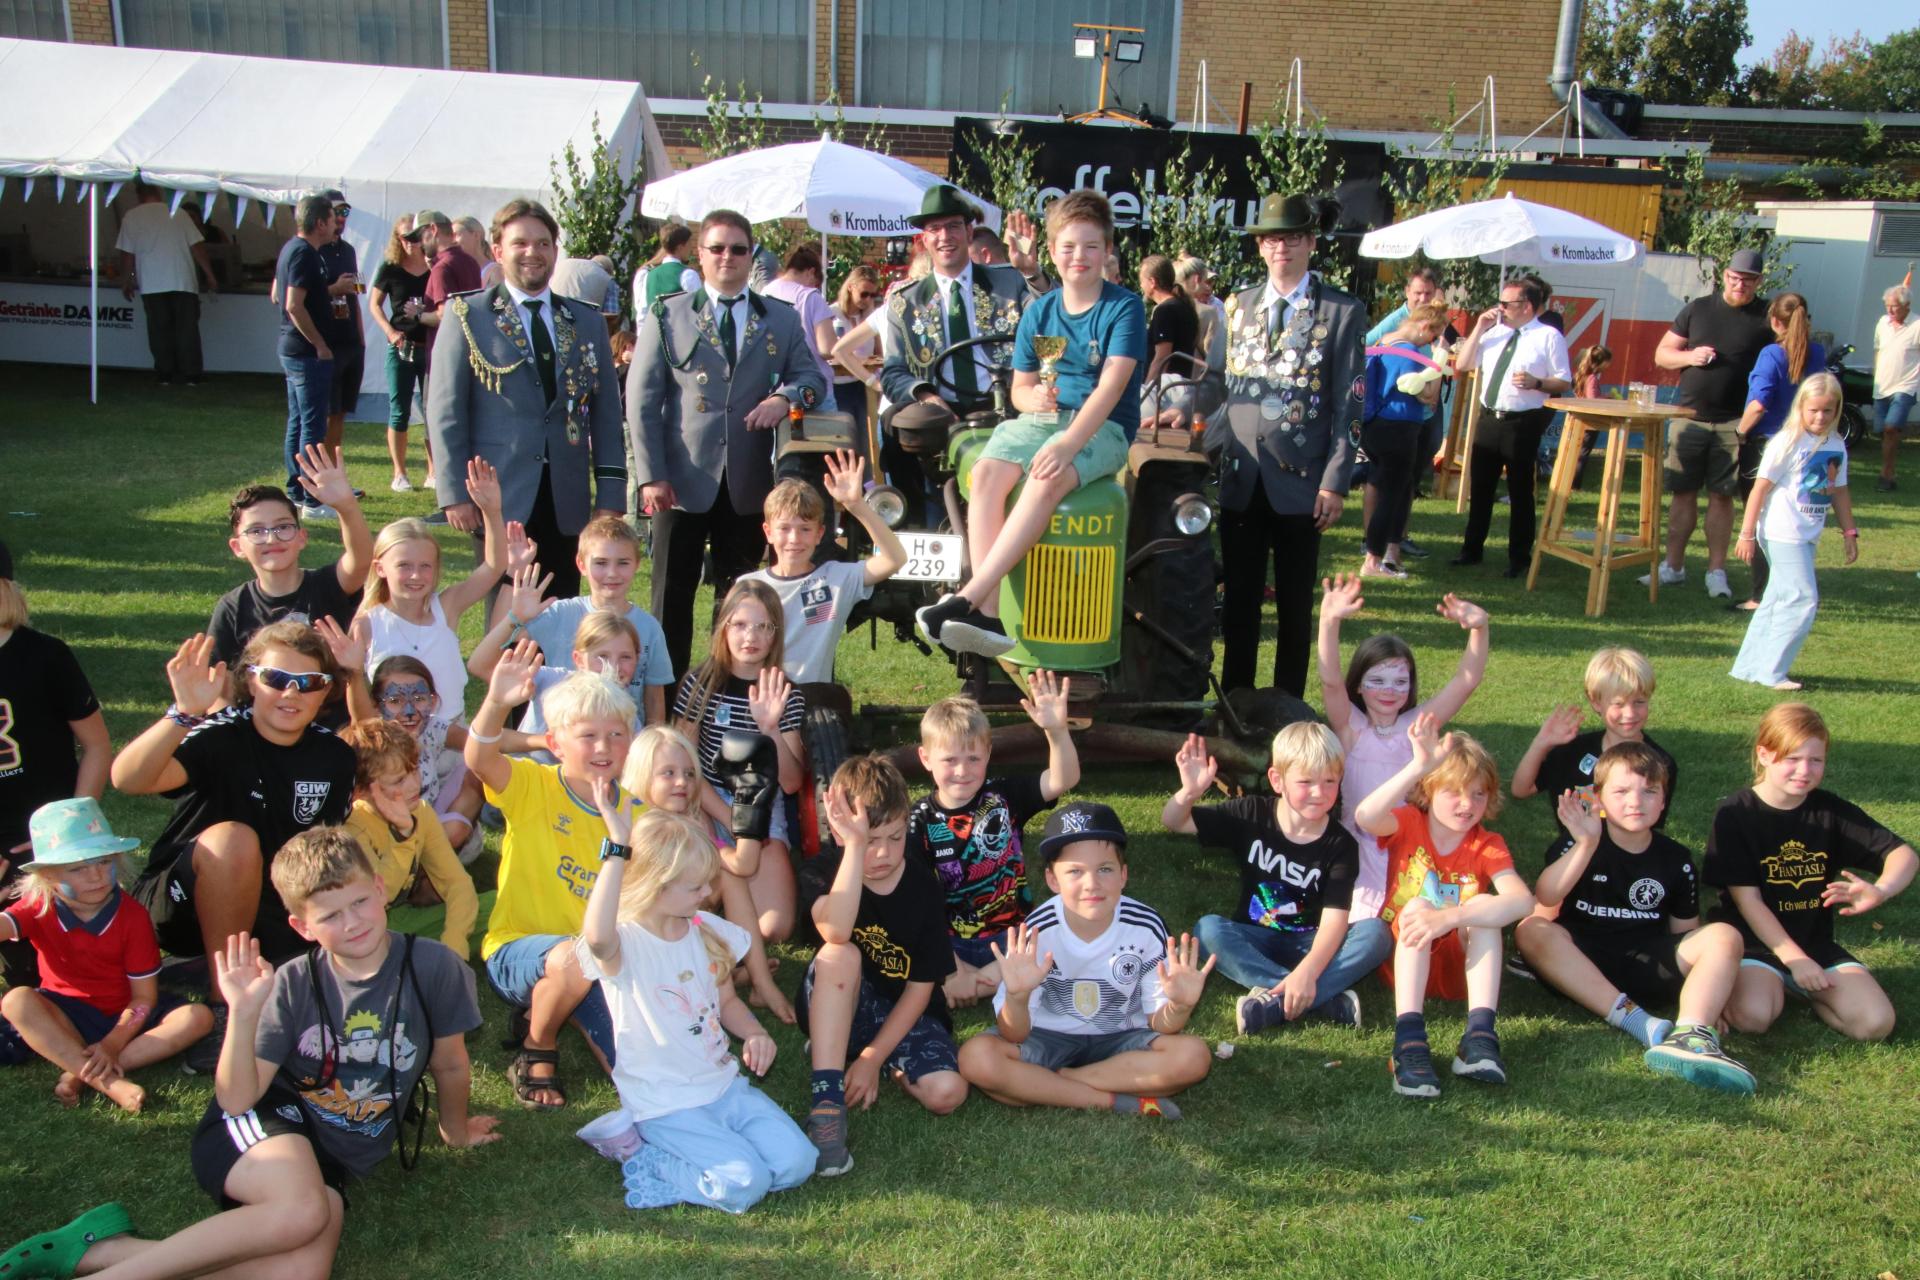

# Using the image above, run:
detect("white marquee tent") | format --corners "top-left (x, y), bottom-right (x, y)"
top-left (0, 37), bottom-right (670, 401)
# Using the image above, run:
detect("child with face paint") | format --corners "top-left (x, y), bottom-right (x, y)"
top-left (1317, 574), bottom-right (1491, 923)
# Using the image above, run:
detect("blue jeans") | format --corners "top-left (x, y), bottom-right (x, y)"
top-left (385, 340), bottom-right (427, 430)
top-left (1730, 536), bottom-right (1819, 686)
top-left (634, 1076), bottom-right (816, 1213)
top-left (281, 353), bottom-right (333, 493)
top-left (1194, 914), bottom-right (1393, 1010)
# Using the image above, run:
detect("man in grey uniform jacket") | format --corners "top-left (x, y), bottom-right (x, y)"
top-left (1207, 193), bottom-right (1364, 699)
top-left (427, 198), bottom-right (625, 600)
top-left (628, 209), bottom-right (827, 673)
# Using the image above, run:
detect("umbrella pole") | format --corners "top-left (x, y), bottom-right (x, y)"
top-left (89, 181), bottom-right (99, 406)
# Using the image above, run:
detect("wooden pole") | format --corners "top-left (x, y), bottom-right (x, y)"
top-left (1236, 83), bottom-right (1253, 134)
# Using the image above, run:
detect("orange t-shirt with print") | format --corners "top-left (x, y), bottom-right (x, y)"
top-left (1377, 804), bottom-right (1516, 1000)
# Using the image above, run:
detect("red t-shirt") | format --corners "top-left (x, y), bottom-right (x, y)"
top-left (1377, 805), bottom-right (1515, 1001)
top-left (5, 889), bottom-right (163, 1015)
top-left (425, 244), bottom-right (483, 309)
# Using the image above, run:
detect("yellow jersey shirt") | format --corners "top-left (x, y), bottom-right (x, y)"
top-left (480, 756), bottom-right (614, 960)
top-left (344, 798), bottom-right (480, 960)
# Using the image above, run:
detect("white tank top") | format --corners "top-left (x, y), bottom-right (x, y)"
top-left (364, 594), bottom-right (468, 726)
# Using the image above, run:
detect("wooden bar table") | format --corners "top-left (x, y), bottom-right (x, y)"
top-left (1528, 397), bottom-right (1695, 617)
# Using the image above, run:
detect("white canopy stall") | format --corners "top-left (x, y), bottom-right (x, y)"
top-left (0, 38), bottom-right (669, 403)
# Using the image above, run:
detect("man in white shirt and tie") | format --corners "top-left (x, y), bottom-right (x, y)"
top-left (628, 209), bottom-right (828, 672)
top-left (1449, 276), bottom-right (1572, 576)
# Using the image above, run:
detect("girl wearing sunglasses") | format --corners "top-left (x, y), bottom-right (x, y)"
top-left (115, 622), bottom-right (356, 969)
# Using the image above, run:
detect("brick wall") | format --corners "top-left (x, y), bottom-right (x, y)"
top-left (68, 0), bottom-right (113, 43)
top-left (1175, 0), bottom-right (1564, 132)
top-left (812, 0), bottom-right (857, 105)
top-left (1638, 114), bottom-right (1920, 162)
top-left (446, 0), bottom-right (487, 70)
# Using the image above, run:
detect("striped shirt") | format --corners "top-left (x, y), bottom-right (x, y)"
top-left (672, 673), bottom-right (805, 786)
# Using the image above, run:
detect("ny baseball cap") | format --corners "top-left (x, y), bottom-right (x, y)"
top-left (1038, 802), bottom-right (1129, 862)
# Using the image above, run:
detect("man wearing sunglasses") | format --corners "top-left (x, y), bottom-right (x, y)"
top-left (628, 208), bottom-right (829, 672)
top-left (428, 199), bottom-right (626, 601)
top-left (314, 189), bottom-right (367, 462)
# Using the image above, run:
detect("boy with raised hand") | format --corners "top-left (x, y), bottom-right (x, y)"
top-left (1516, 743), bottom-right (1754, 1093)
top-left (909, 678), bottom-right (1079, 1008)
top-left (7, 829), bottom-right (497, 1280)
top-left (741, 449), bottom-right (907, 685)
top-left (208, 445), bottom-right (373, 673)
top-left (957, 802), bottom-right (1215, 1120)
top-left (466, 637), bottom-right (635, 1112)
top-left (916, 190), bottom-right (1146, 658)
top-left (1164, 722), bottom-right (1391, 1035)
top-left (802, 755), bottom-right (965, 1177)
top-left (516, 515), bottom-right (675, 728)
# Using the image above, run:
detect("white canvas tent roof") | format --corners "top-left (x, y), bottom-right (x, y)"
top-left (0, 37), bottom-right (669, 220)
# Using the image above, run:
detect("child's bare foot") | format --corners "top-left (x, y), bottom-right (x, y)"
top-left (1769, 679), bottom-right (1803, 691)
top-left (102, 1078), bottom-right (146, 1113)
top-left (53, 1072), bottom-right (83, 1107)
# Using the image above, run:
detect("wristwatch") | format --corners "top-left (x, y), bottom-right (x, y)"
top-left (599, 839), bottom-right (631, 861)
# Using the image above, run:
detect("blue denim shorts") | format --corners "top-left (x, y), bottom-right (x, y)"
top-left (800, 968), bottom-right (958, 1083)
top-left (484, 933), bottom-right (616, 1066)
top-left (992, 1024), bottom-right (1159, 1071)
top-left (949, 931), bottom-right (1008, 970)
top-left (1876, 393), bottom-right (1915, 432)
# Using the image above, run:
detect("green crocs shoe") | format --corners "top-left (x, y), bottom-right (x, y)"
top-left (1, 1203), bottom-right (134, 1279)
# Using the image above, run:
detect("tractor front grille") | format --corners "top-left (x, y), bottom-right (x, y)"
top-left (1020, 543), bottom-right (1115, 644)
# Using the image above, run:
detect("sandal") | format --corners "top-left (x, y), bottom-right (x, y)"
top-left (500, 1006), bottom-right (531, 1051)
top-left (2, 1203), bottom-right (134, 1279)
top-left (507, 1046), bottom-right (567, 1112)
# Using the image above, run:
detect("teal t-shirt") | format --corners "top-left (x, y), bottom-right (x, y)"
top-left (1012, 282), bottom-right (1148, 440)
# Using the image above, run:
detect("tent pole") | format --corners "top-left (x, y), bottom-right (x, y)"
top-left (89, 182), bottom-right (99, 405)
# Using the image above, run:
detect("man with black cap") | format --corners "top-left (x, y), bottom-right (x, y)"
top-left (1209, 193), bottom-right (1367, 698)
top-left (878, 186), bottom-right (1046, 523)
top-left (1646, 247), bottom-right (1771, 599)
top-left (314, 189), bottom-right (365, 459)
top-left (411, 208), bottom-right (484, 345)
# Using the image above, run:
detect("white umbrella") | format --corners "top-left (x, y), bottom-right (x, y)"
top-left (1359, 191), bottom-right (1639, 270)
top-left (642, 138), bottom-right (1002, 237)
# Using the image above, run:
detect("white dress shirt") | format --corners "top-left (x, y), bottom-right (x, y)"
top-left (502, 282), bottom-right (558, 346)
top-left (1258, 272), bottom-right (1315, 335)
top-left (931, 265), bottom-right (993, 392)
top-left (703, 284), bottom-right (748, 359)
top-left (1475, 317), bottom-right (1571, 412)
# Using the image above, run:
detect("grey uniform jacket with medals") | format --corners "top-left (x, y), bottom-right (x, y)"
top-left (627, 290), bottom-right (828, 515)
top-left (426, 283), bottom-right (627, 529)
top-left (878, 264), bottom-right (1046, 406)
top-left (1205, 275), bottom-right (1366, 515)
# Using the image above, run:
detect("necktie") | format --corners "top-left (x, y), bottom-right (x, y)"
top-left (1482, 331), bottom-right (1519, 410)
top-left (945, 281), bottom-right (979, 398)
top-left (1269, 299), bottom-right (1285, 340)
top-left (717, 294), bottom-right (741, 372)
top-left (524, 299), bottom-right (557, 406)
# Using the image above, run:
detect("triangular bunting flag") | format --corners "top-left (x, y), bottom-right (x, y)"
top-left (22, 177), bottom-right (35, 201)
top-left (55, 176), bottom-right (67, 201)
top-left (233, 195), bottom-right (249, 226)
top-left (264, 202), bottom-right (277, 227)
top-left (170, 188), bottom-right (186, 215)
top-left (106, 181), bottom-right (124, 204)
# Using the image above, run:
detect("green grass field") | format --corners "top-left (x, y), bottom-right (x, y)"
top-left (3, 363), bottom-right (1917, 1279)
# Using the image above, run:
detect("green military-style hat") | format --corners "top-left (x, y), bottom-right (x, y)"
top-left (1246, 193), bottom-right (1327, 235)
top-left (907, 185), bottom-right (983, 228)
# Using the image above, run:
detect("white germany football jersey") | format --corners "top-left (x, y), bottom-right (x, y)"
top-left (994, 895), bottom-right (1170, 1035)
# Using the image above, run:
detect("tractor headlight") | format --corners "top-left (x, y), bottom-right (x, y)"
top-left (868, 484), bottom-right (908, 529)
top-left (1173, 492), bottom-right (1213, 536)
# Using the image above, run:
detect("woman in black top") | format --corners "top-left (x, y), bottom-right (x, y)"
top-left (1140, 254), bottom-right (1200, 426)
top-left (369, 215), bottom-right (434, 493)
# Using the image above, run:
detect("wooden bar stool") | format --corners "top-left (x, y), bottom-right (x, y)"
top-left (1434, 369), bottom-right (1478, 507)
top-left (1528, 398), bottom-right (1696, 617)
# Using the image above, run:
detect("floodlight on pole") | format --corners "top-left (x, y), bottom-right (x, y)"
top-left (1066, 22), bottom-right (1149, 127)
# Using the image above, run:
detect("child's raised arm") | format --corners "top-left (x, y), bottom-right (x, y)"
top-left (822, 449), bottom-right (908, 586)
top-left (989, 922), bottom-right (1053, 1045)
top-left (469, 564), bottom-right (553, 683)
top-left (465, 638), bottom-right (542, 794)
top-left (1353, 711), bottom-right (1449, 838)
top-left (111, 635), bottom-right (224, 796)
top-left (747, 669), bottom-right (806, 795)
top-left (1533, 791), bottom-right (1605, 909)
top-left (440, 459), bottom-right (511, 621)
top-left (1317, 575), bottom-right (1364, 745)
top-left (1022, 670), bottom-right (1080, 802)
top-left (315, 616), bottom-right (378, 725)
top-left (211, 933), bottom-right (283, 1117)
top-left (1423, 594), bottom-right (1490, 725)
top-left (294, 444), bottom-right (374, 595)
top-left (1510, 704), bottom-right (1583, 799)
top-left (581, 777), bottom-right (632, 969)
top-left (811, 785), bottom-right (870, 946)
top-left (1161, 733), bottom-right (1218, 836)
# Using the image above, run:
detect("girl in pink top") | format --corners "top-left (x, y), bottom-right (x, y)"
top-left (1317, 574), bottom-right (1492, 921)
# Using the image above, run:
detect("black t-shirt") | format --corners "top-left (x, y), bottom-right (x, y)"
top-left (0, 627), bottom-right (101, 852)
top-left (1704, 788), bottom-right (1904, 955)
top-left (318, 239), bottom-right (363, 349)
top-left (845, 857), bottom-right (957, 1028)
top-left (1537, 730), bottom-right (1679, 855)
top-left (1670, 292), bottom-right (1772, 420)
top-left (1549, 828), bottom-right (1698, 942)
top-left (208, 568), bottom-right (360, 669)
top-left (276, 238), bottom-right (333, 359)
top-left (1147, 297), bottom-right (1201, 365)
top-left (136, 708), bottom-right (355, 959)
top-left (372, 262), bottom-right (431, 344)
top-left (1190, 796), bottom-right (1358, 933)
top-left (909, 774), bottom-right (1055, 939)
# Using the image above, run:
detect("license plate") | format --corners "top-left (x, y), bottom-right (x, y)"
top-left (894, 531), bottom-right (964, 582)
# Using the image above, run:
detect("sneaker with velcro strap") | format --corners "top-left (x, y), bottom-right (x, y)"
top-left (1391, 1042), bottom-right (1442, 1098)
top-left (1451, 1030), bottom-right (1508, 1084)
top-left (1644, 1025), bottom-right (1756, 1095)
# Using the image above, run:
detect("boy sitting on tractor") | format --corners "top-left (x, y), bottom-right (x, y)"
top-left (916, 191), bottom-right (1148, 659)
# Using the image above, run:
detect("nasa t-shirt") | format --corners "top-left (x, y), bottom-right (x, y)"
top-left (1189, 796), bottom-right (1358, 933)
top-left (1547, 828), bottom-right (1699, 941)
top-left (993, 894), bottom-right (1169, 1036)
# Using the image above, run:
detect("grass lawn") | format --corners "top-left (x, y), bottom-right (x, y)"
top-left (3, 363), bottom-right (1917, 1279)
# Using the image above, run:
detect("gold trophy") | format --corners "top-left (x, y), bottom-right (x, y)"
top-left (1032, 334), bottom-right (1068, 426)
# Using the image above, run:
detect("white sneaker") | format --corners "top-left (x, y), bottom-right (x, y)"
top-left (300, 502), bottom-right (339, 522)
top-left (1639, 563), bottom-right (1685, 587)
top-left (389, 475), bottom-right (414, 493)
top-left (1704, 568), bottom-right (1731, 599)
